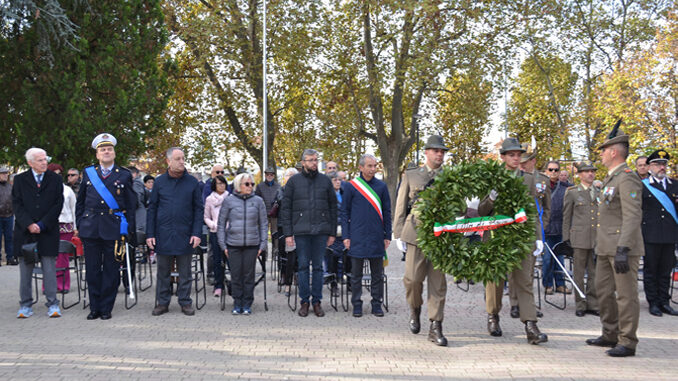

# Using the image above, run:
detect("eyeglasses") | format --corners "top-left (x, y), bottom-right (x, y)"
top-left (546, 168), bottom-right (559, 172)
top-left (215, 171), bottom-right (224, 174)
top-left (243, 182), bottom-right (254, 187)
top-left (67, 174), bottom-right (78, 177)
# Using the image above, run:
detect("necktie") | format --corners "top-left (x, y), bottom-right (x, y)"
top-left (36, 174), bottom-right (43, 187)
top-left (102, 168), bottom-right (110, 177)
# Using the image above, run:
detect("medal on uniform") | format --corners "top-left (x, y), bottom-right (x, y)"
top-left (117, 189), bottom-right (121, 195)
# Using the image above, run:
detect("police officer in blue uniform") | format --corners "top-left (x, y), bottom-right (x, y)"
top-left (641, 149), bottom-right (678, 317)
top-left (76, 133), bottom-right (136, 320)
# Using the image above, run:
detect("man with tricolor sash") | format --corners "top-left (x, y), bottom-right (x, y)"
top-left (340, 154), bottom-right (391, 318)
top-left (640, 149), bottom-right (678, 317)
top-left (481, 137), bottom-right (548, 345)
top-left (76, 133), bottom-right (136, 321)
top-left (394, 135), bottom-right (449, 346)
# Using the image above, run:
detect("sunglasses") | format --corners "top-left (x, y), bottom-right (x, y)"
top-left (67, 174), bottom-right (78, 177)
top-left (215, 170), bottom-right (224, 174)
top-left (243, 182), bottom-right (254, 187)
top-left (546, 168), bottom-right (559, 172)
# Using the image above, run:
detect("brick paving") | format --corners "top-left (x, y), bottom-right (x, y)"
top-left (0, 246), bottom-right (677, 380)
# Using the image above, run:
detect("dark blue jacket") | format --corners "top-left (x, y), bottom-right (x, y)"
top-left (340, 174), bottom-right (392, 259)
top-left (146, 170), bottom-right (203, 255)
top-left (76, 164), bottom-right (136, 241)
top-left (545, 180), bottom-right (572, 236)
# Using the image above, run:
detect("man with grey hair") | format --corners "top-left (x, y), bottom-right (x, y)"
top-left (14, 148), bottom-right (64, 318)
top-left (341, 154), bottom-right (391, 318)
top-left (280, 149), bottom-right (337, 317)
top-left (147, 147), bottom-right (203, 317)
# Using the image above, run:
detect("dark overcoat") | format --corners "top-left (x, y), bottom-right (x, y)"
top-left (146, 170), bottom-right (203, 255)
top-left (12, 170), bottom-right (64, 258)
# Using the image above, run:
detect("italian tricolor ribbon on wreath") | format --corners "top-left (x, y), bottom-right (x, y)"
top-left (433, 209), bottom-right (527, 237)
top-left (349, 176), bottom-right (388, 266)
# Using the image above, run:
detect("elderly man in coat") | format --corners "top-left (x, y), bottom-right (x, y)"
top-left (147, 147), bottom-right (204, 316)
top-left (14, 148), bottom-right (64, 318)
top-left (341, 154), bottom-right (391, 318)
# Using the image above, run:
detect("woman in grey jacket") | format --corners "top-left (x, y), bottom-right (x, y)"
top-left (217, 172), bottom-right (268, 315)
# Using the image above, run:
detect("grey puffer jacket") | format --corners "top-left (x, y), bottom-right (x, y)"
top-left (217, 191), bottom-right (268, 252)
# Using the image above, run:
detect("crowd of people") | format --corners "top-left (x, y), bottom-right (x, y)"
top-left (1, 126), bottom-right (676, 358)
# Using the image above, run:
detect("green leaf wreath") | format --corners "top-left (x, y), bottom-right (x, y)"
top-left (416, 160), bottom-right (537, 284)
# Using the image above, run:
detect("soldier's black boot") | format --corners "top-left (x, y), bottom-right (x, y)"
top-left (409, 307), bottom-right (421, 334)
top-left (525, 321), bottom-right (548, 345)
top-left (428, 320), bottom-right (448, 346)
top-left (488, 314), bottom-right (502, 336)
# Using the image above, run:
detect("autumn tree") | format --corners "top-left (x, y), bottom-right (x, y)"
top-left (0, 0), bottom-right (171, 169)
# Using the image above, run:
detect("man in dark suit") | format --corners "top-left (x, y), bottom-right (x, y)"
top-left (641, 149), bottom-right (678, 317)
top-left (13, 148), bottom-right (64, 318)
top-left (76, 133), bottom-right (136, 320)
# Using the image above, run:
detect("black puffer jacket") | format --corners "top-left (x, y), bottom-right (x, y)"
top-left (279, 169), bottom-right (337, 237)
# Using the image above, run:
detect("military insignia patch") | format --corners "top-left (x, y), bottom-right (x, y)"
top-left (630, 192), bottom-right (637, 198)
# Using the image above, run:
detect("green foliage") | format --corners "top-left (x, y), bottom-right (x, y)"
top-left (507, 53), bottom-right (577, 166)
top-left (416, 160), bottom-right (536, 284)
top-left (437, 69), bottom-right (493, 164)
top-left (0, 0), bottom-right (171, 170)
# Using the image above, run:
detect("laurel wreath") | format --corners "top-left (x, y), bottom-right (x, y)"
top-left (415, 160), bottom-right (537, 284)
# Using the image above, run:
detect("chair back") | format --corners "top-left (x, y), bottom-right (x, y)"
top-left (58, 240), bottom-right (77, 256)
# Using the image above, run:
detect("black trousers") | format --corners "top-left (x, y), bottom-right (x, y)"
top-left (350, 256), bottom-right (383, 308)
top-left (643, 242), bottom-right (677, 306)
top-left (228, 245), bottom-right (259, 308)
top-left (83, 238), bottom-right (119, 314)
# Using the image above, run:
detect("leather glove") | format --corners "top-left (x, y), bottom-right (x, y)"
top-left (489, 189), bottom-right (498, 201)
top-left (532, 240), bottom-right (544, 256)
top-left (614, 246), bottom-right (630, 274)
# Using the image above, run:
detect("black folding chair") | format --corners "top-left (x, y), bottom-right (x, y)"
top-left (135, 231), bottom-right (153, 292)
top-left (192, 245), bottom-right (207, 310)
top-left (340, 250), bottom-right (388, 313)
top-left (544, 254), bottom-right (573, 310)
top-left (32, 240), bottom-right (82, 309)
top-left (220, 249), bottom-right (268, 312)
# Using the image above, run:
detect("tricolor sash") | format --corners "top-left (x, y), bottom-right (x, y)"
top-left (85, 166), bottom-right (129, 236)
top-left (642, 178), bottom-right (678, 224)
top-left (433, 209), bottom-right (527, 237)
top-left (350, 176), bottom-right (383, 221)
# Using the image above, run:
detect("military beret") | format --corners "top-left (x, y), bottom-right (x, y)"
top-left (91, 133), bottom-right (117, 149)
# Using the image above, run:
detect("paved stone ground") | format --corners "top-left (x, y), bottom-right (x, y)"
top-left (0, 246), bottom-right (677, 380)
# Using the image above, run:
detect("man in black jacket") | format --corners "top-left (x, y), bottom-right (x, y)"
top-left (641, 149), bottom-right (678, 317)
top-left (280, 149), bottom-right (337, 317)
top-left (14, 148), bottom-right (64, 318)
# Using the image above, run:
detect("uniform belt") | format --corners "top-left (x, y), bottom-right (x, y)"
top-left (86, 208), bottom-right (124, 214)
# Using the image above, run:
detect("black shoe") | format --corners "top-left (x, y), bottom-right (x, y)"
top-left (536, 310), bottom-right (543, 318)
top-left (152, 304), bottom-right (169, 316)
top-left (409, 307), bottom-right (421, 334)
top-left (428, 320), bottom-right (448, 347)
top-left (487, 314), bottom-right (502, 337)
top-left (181, 304), bottom-right (195, 316)
top-left (649, 304), bottom-right (663, 317)
top-left (606, 345), bottom-right (635, 357)
top-left (352, 305), bottom-right (362, 318)
top-left (87, 311), bottom-right (101, 320)
top-left (100, 312), bottom-right (112, 320)
top-left (401, 253), bottom-right (406, 261)
top-left (659, 304), bottom-right (678, 316)
top-left (525, 321), bottom-right (547, 345)
top-left (510, 305), bottom-right (519, 319)
top-left (7, 258), bottom-right (18, 266)
top-left (575, 310), bottom-right (586, 317)
top-left (585, 336), bottom-right (617, 347)
top-left (585, 309), bottom-right (600, 316)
